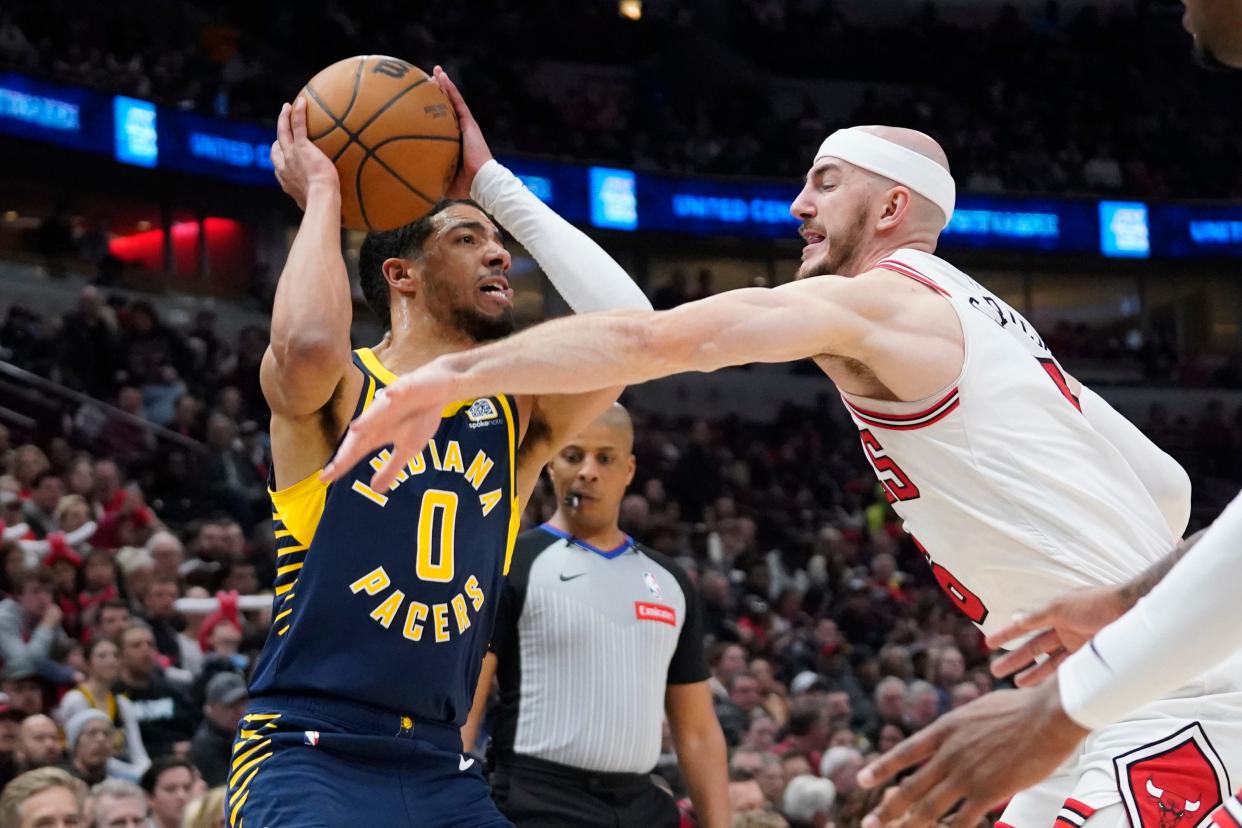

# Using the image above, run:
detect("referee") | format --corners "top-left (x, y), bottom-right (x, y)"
top-left (464, 404), bottom-right (730, 828)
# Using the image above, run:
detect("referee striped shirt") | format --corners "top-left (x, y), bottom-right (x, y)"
top-left (489, 524), bottom-right (708, 773)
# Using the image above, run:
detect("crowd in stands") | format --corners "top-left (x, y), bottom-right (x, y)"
top-left (0, 279), bottom-right (1239, 825)
top-left (3, 0), bottom-right (1241, 199)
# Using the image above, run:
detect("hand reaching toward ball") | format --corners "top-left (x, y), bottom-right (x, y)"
top-left (431, 65), bottom-right (494, 200)
top-left (270, 97), bottom-right (340, 211)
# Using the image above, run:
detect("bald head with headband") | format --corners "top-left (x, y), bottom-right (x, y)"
top-left (790, 125), bottom-right (955, 279)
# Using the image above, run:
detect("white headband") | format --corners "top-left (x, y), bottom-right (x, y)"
top-left (815, 129), bottom-right (955, 227)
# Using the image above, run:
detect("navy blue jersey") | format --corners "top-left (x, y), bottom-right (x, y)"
top-left (249, 348), bottom-right (521, 726)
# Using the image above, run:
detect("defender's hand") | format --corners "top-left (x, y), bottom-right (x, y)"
top-left (432, 66), bottom-right (494, 200)
top-left (858, 680), bottom-right (1088, 828)
top-left (271, 97), bottom-right (340, 211)
top-left (321, 361), bottom-right (459, 490)
top-left (987, 584), bottom-right (1128, 687)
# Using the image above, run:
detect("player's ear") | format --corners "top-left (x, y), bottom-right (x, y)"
top-left (624, 454), bottom-right (636, 487)
top-left (875, 186), bottom-right (912, 231)
top-left (383, 256), bottom-right (419, 297)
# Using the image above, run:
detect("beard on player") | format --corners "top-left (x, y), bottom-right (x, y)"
top-left (422, 265), bottom-right (517, 344)
top-left (796, 201), bottom-right (873, 281)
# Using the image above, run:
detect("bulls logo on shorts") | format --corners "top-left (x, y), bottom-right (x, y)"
top-left (1115, 723), bottom-right (1230, 828)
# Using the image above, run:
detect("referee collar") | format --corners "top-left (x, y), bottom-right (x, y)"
top-left (539, 523), bottom-right (634, 560)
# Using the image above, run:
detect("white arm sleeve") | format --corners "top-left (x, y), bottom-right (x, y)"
top-left (1080, 387), bottom-right (1191, 538)
top-left (470, 160), bottom-right (652, 312)
top-left (1059, 491), bottom-right (1242, 729)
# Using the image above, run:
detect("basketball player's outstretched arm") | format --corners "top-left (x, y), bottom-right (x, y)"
top-left (324, 271), bottom-right (958, 489)
top-left (261, 98), bottom-right (355, 482)
top-left (856, 490), bottom-right (1242, 828)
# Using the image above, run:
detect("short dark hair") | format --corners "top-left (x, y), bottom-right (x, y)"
top-left (140, 756), bottom-right (197, 793)
top-left (84, 635), bottom-right (117, 661)
top-left (31, 471), bottom-right (61, 489)
top-left (12, 567), bottom-right (54, 594)
top-left (356, 199), bottom-right (485, 329)
top-left (786, 697), bottom-right (826, 736)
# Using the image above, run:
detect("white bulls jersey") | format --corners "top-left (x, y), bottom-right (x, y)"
top-left (841, 249), bottom-right (1175, 638)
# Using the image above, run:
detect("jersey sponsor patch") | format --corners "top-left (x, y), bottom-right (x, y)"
top-left (466, 398), bottom-right (499, 423)
top-left (1115, 722), bottom-right (1228, 828)
top-left (634, 601), bottom-right (676, 625)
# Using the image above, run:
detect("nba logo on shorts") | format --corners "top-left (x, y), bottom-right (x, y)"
top-left (1114, 723), bottom-right (1227, 828)
top-left (304, 730), bottom-right (320, 747)
top-left (466, 399), bottom-right (499, 424)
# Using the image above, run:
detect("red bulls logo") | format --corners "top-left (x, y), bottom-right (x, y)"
top-left (1116, 724), bottom-right (1228, 828)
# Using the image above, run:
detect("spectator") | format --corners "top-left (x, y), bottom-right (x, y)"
top-left (740, 712), bottom-right (777, 752)
top-left (0, 693), bottom-right (19, 788)
top-left (61, 708), bottom-right (115, 786)
top-left (782, 774), bottom-right (835, 828)
top-left (145, 532), bottom-right (184, 583)
top-left (9, 446), bottom-right (49, 495)
top-left (77, 551), bottom-right (121, 637)
top-left (0, 568), bottom-right (72, 685)
top-left (95, 600), bottom-right (131, 644)
top-left (114, 623), bottom-right (197, 759)
top-left (716, 671), bottom-right (762, 746)
top-left (817, 746), bottom-right (863, 800)
top-left (864, 676), bottom-right (906, 742)
top-left (139, 757), bottom-right (196, 828)
top-left (748, 658), bottom-right (789, 727)
top-left (3, 672), bottom-right (46, 718)
top-left (708, 642), bottom-right (747, 700)
top-left (57, 286), bottom-right (119, 400)
top-left (0, 766), bottom-right (87, 828)
top-left (774, 698), bottom-right (831, 769)
top-left (87, 778), bottom-right (150, 828)
top-left (904, 680), bottom-right (940, 731)
top-left (138, 577), bottom-right (182, 668)
top-left (54, 638), bottom-right (150, 780)
top-left (181, 786), bottom-right (226, 828)
top-left (875, 722), bottom-right (908, 754)
top-left (21, 472), bottom-right (64, 539)
top-left (188, 672), bottom-right (247, 787)
top-left (15, 715), bottom-right (63, 773)
top-left (929, 647), bottom-right (965, 712)
top-left (92, 460), bottom-right (124, 517)
top-left (749, 751), bottom-right (787, 810)
top-left (201, 414), bottom-right (263, 523)
top-left (115, 549), bottom-right (155, 614)
top-left (62, 459), bottom-right (94, 501)
top-left (729, 778), bottom-right (766, 814)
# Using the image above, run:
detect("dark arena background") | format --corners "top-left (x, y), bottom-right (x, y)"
top-left (0, 1), bottom-right (1240, 826)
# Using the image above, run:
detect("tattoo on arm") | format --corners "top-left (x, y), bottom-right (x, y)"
top-left (1119, 529), bottom-right (1208, 609)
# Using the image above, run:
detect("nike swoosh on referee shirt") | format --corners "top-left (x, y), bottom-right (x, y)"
top-left (559, 573), bottom-right (586, 582)
top-left (459, 755), bottom-right (475, 771)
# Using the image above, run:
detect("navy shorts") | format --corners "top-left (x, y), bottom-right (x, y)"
top-left (227, 695), bottom-right (511, 828)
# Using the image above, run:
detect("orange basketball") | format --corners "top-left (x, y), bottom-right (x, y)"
top-left (301, 56), bottom-right (461, 232)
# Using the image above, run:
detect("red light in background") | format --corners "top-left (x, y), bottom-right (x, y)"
top-left (108, 217), bottom-right (251, 285)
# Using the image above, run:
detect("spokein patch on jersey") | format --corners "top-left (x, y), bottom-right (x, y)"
top-left (1114, 722), bottom-right (1227, 828)
top-left (643, 571), bottom-right (662, 596)
top-left (304, 730), bottom-right (320, 747)
top-left (466, 399), bottom-right (499, 424)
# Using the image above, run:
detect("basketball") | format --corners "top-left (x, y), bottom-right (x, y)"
top-left (301, 56), bottom-right (461, 232)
